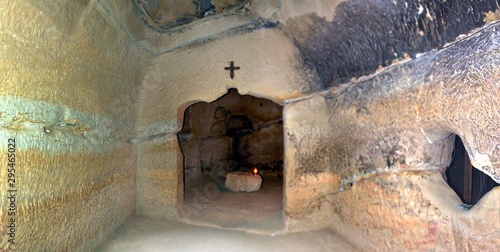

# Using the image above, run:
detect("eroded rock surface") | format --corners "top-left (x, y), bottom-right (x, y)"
top-left (284, 22), bottom-right (500, 250)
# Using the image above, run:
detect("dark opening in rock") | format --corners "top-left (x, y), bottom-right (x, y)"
top-left (445, 135), bottom-right (499, 206)
top-left (177, 88), bottom-right (285, 231)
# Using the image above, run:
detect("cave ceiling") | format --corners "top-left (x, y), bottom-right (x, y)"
top-left (134, 0), bottom-right (500, 90)
top-left (135, 0), bottom-right (248, 29)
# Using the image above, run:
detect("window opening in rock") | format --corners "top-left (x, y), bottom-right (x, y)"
top-left (177, 88), bottom-right (284, 231)
top-left (445, 135), bottom-right (499, 205)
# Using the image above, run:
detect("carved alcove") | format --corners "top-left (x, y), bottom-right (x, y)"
top-left (177, 88), bottom-right (284, 230)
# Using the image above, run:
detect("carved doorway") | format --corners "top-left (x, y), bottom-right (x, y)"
top-left (177, 88), bottom-right (284, 231)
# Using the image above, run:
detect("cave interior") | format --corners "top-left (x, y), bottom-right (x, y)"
top-left (1, 0), bottom-right (499, 251)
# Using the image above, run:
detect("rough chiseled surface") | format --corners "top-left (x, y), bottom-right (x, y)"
top-left (284, 23), bottom-right (500, 250)
top-left (2, 0), bottom-right (499, 250)
top-left (135, 136), bottom-right (182, 219)
top-left (286, 0), bottom-right (500, 89)
top-left (286, 22), bottom-right (500, 184)
top-left (133, 1), bottom-right (499, 250)
top-left (0, 0), bottom-right (147, 250)
top-left (134, 25), bottom-right (306, 220)
top-left (329, 171), bottom-right (500, 251)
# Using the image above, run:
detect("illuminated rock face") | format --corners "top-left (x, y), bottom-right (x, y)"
top-left (284, 23), bottom-right (500, 250)
top-left (225, 172), bottom-right (262, 193)
top-left (0, 0), bottom-right (148, 251)
top-left (1, 0), bottom-right (499, 251)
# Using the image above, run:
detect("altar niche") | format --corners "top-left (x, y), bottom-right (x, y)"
top-left (177, 88), bottom-right (284, 230)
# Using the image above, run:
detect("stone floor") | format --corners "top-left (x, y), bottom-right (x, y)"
top-left (97, 174), bottom-right (358, 251)
top-left (96, 216), bottom-right (358, 252)
top-left (181, 174), bottom-right (285, 233)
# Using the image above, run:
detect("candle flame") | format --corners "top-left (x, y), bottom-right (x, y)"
top-left (253, 167), bottom-right (258, 175)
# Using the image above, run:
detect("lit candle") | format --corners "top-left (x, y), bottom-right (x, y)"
top-left (253, 167), bottom-right (258, 175)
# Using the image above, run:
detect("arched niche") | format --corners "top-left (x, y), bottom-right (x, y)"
top-left (176, 88), bottom-right (285, 230)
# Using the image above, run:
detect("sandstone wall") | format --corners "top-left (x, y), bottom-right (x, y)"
top-left (0, 0), bottom-right (148, 250)
top-left (2, 0), bottom-right (498, 250)
top-left (129, 0), bottom-right (499, 250)
top-left (284, 23), bottom-right (500, 250)
top-left (134, 23), bottom-right (306, 219)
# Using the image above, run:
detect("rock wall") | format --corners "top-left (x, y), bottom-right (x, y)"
top-left (133, 2), bottom-right (499, 251)
top-left (134, 22), bottom-right (306, 218)
top-left (284, 22), bottom-right (500, 250)
top-left (0, 0), bottom-right (148, 250)
top-left (285, 0), bottom-right (500, 90)
top-left (1, 0), bottom-right (498, 250)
